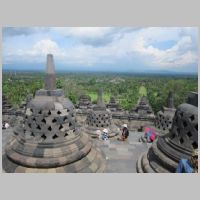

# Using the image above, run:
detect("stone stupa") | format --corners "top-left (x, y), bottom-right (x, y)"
top-left (77, 94), bottom-right (92, 109)
top-left (129, 96), bottom-right (155, 120)
top-left (85, 89), bottom-right (120, 138)
top-left (2, 95), bottom-right (14, 116)
top-left (106, 96), bottom-right (122, 112)
top-left (137, 92), bottom-right (198, 173)
top-left (3, 54), bottom-right (106, 173)
top-left (154, 91), bottom-right (176, 133)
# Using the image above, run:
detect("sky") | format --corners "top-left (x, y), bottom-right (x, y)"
top-left (2, 27), bottom-right (199, 73)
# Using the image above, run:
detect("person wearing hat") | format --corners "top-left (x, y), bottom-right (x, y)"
top-left (118, 124), bottom-right (129, 141)
top-left (176, 149), bottom-right (198, 173)
top-left (96, 130), bottom-right (102, 139)
top-left (101, 129), bottom-right (109, 141)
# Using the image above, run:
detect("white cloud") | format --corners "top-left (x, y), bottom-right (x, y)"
top-left (29, 39), bottom-right (65, 56)
top-left (3, 27), bottom-right (198, 71)
top-left (130, 28), bottom-right (198, 67)
top-left (54, 27), bottom-right (113, 38)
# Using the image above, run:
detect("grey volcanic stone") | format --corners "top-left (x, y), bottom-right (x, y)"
top-left (3, 54), bottom-right (106, 173)
top-left (154, 92), bottom-right (176, 133)
top-left (186, 92), bottom-right (198, 107)
top-left (44, 54), bottom-right (56, 90)
top-left (137, 93), bottom-right (198, 173)
top-left (129, 96), bottom-right (155, 121)
top-left (85, 89), bottom-right (120, 138)
top-left (107, 96), bottom-right (123, 112)
top-left (167, 91), bottom-right (174, 108)
top-left (77, 94), bottom-right (92, 109)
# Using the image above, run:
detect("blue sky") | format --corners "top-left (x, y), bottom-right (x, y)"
top-left (2, 27), bottom-right (198, 73)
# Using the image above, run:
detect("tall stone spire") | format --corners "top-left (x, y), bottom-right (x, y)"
top-left (45, 54), bottom-right (56, 90)
top-left (96, 88), bottom-right (105, 108)
top-left (167, 91), bottom-right (174, 108)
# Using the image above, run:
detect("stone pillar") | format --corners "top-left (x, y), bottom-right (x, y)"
top-left (97, 88), bottom-right (105, 108)
top-left (45, 54), bottom-right (56, 90)
top-left (167, 91), bottom-right (174, 108)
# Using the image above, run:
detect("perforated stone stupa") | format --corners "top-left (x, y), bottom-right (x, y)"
top-left (137, 92), bottom-right (198, 173)
top-left (154, 91), bottom-right (176, 133)
top-left (129, 96), bottom-right (155, 120)
top-left (85, 89), bottom-right (120, 138)
top-left (3, 54), bottom-right (106, 173)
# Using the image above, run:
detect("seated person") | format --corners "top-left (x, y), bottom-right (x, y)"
top-left (96, 130), bottom-right (102, 139)
top-left (118, 124), bottom-right (129, 141)
top-left (176, 149), bottom-right (198, 173)
top-left (101, 129), bottom-right (109, 141)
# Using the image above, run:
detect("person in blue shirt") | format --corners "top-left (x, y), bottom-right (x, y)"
top-left (101, 129), bottom-right (109, 141)
top-left (176, 149), bottom-right (198, 173)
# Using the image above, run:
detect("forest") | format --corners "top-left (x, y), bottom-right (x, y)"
top-left (2, 71), bottom-right (198, 113)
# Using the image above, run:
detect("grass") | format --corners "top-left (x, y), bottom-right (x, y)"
top-left (87, 92), bottom-right (111, 103)
top-left (139, 86), bottom-right (147, 96)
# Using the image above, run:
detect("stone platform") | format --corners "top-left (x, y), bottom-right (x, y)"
top-left (2, 128), bottom-right (150, 173)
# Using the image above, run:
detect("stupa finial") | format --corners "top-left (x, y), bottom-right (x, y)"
top-left (167, 91), bottom-right (174, 108)
top-left (97, 88), bottom-right (105, 108)
top-left (44, 54), bottom-right (56, 90)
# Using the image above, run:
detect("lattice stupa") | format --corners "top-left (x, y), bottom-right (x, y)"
top-left (137, 92), bottom-right (198, 173)
top-left (3, 54), bottom-right (106, 173)
top-left (85, 89), bottom-right (120, 138)
top-left (154, 91), bottom-right (176, 133)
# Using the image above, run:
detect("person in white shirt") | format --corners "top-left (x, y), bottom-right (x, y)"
top-left (5, 122), bottom-right (10, 129)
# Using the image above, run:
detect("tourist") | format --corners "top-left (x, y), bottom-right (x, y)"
top-left (101, 129), bottom-right (109, 141)
top-left (5, 122), bottom-right (10, 129)
top-left (96, 130), bottom-right (102, 139)
top-left (176, 149), bottom-right (198, 173)
top-left (2, 121), bottom-right (6, 129)
top-left (118, 124), bottom-right (129, 141)
top-left (144, 127), bottom-right (156, 143)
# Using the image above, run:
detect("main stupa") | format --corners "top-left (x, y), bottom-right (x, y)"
top-left (3, 54), bottom-right (106, 173)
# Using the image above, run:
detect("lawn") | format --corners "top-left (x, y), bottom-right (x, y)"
top-left (87, 92), bottom-right (111, 103)
top-left (139, 86), bottom-right (147, 96)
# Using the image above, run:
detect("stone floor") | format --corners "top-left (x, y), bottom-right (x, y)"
top-left (2, 128), bottom-right (151, 173)
top-left (93, 132), bottom-right (151, 173)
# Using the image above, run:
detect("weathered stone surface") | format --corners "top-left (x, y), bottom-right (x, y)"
top-left (2, 95), bottom-right (14, 115)
top-left (167, 91), bottom-right (174, 108)
top-left (129, 96), bottom-right (155, 121)
top-left (186, 92), bottom-right (198, 107)
top-left (96, 89), bottom-right (105, 108)
top-left (44, 54), bottom-right (56, 90)
top-left (106, 96), bottom-right (123, 112)
top-left (3, 54), bottom-right (106, 173)
top-left (154, 92), bottom-right (176, 133)
top-left (137, 92), bottom-right (198, 173)
top-left (77, 94), bottom-right (92, 109)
